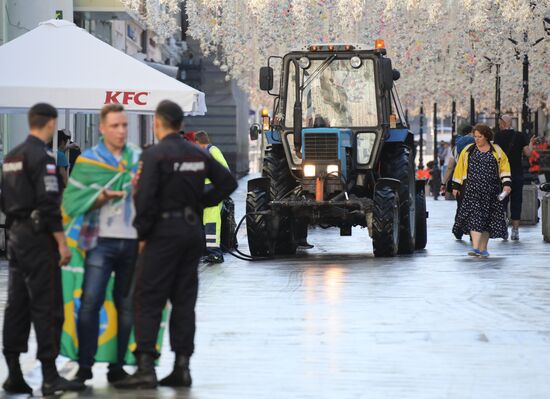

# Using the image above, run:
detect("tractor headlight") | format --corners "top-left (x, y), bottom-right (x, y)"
top-left (350, 56), bottom-right (362, 69)
top-left (298, 56), bottom-right (311, 69)
top-left (303, 164), bottom-right (316, 177)
top-left (326, 164), bottom-right (339, 175)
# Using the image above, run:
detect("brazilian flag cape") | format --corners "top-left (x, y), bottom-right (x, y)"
top-left (60, 139), bottom-right (165, 364)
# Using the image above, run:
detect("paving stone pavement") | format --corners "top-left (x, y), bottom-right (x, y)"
top-left (1, 178), bottom-right (550, 398)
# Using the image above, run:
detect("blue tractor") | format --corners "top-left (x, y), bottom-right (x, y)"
top-left (247, 41), bottom-right (427, 257)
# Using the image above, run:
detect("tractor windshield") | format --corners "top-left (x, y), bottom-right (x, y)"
top-left (285, 58), bottom-right (378, 128)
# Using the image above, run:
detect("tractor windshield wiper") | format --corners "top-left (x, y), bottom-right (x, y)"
top-left (300, 54), bottom-right (336, 92)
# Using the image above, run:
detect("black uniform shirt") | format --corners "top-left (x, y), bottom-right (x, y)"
top-left (493, 129), bottom-right (528, 176)
top-left (133, 132), bottom-right (238, 240)
top-left (1, 135), bottom-right (64, 232)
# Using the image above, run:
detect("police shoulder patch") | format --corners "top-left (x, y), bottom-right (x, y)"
top-left (2, 161), bottom-right (23, 173)
top-left (44, 175), bottom-right (59, 193)
top-left (173, 161), bottom-right (205, 172)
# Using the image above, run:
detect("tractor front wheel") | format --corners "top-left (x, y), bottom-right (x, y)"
top-left (262, 145), bottom-right (298, 255)
top-left (372, 186), bottom-right (400, 257)
top-left (246, 185), bottom-right (270, 257)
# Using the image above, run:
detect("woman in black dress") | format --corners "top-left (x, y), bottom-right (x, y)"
top-left (452, 124), bottom-right (512, 257)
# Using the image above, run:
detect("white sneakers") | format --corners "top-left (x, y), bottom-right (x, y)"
top-left (510, 227), bottom-right (520, 241)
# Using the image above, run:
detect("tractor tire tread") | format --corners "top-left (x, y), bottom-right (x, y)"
top-left (372, 187), bottom-right (399, 257)
top-left (246, 188), bottom-right (270, 257)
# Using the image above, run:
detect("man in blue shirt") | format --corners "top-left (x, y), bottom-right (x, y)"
top-left (52, 130), bottom-right (70, 185)
top-left (455, 125), bottom-right (475, 157)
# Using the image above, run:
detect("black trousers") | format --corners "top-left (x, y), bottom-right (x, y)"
top-left (503, 174), bottom-right (524, 221)
top-left (134, 220), bottom-right (203, 357)
top-left (2, 221), bottom-right (62, 362)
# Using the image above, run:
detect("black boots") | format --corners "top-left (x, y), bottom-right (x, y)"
top-left (73, 366), bottom-right (93, 383)
top-left (159, 355), bottom-right (192, 387)
top-left (41, 360), bottom-right (85, 396)
top-left (2, 354), bottom-right (33, 395)
top-left (114, 353), bottom-right (157, 389)
top-left (42, 376), bottom-right (86, 396)
top-left (107, 364), bottom-right (129, 383)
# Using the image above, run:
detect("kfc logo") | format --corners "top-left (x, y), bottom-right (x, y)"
top-left (104, 91), bottom-right (149, 106)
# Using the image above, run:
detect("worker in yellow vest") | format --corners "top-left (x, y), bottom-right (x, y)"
top-left (194, 131), bottom-right (230, 263)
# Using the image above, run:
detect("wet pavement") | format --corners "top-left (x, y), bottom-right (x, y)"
top-left (1, 178), bottom-right (550, 398)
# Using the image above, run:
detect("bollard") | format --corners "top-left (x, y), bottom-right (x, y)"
top-left (543, 192), bottom-right (550, 242)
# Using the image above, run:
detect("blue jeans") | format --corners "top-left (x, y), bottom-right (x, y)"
top-left (77, 238), bottom-right (138, 368)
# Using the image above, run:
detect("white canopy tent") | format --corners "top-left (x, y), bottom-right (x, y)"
top-left (0, 19), bottom-right (206, 115)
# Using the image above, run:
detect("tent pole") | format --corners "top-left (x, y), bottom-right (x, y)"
top-left (65, 109), bottom-right (71, 134)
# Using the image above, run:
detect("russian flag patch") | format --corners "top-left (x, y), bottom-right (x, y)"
top-left (46, 164), bottom-right (56, 174)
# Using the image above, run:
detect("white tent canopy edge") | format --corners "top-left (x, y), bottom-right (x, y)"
top-left (0, 19), bottom-right (207, 116)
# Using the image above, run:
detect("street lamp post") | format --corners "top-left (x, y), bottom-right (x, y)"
top-left (451, 99), bottom-right (457, 138)
top-left (496, 63), bottom-right (501, 132)
top-left (431, 102), bottom-right (441, 199)
top-left (469, 75), bottom-right (476, 126)
top-left (470, 95), bottom-right (475, 127)
top-left (482, 56), bottom-right (501, 132)
top-left (522, 49), bottom-right (530, 136)
top-left (419, 103), bottom-right (424, 169)
top-left (433, 102), bottom-right (439, 165)
top-left (509, 28), bottom-right (545, 137)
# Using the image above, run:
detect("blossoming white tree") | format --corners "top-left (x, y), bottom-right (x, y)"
top-left (132, 0), bottom-right (549, 120)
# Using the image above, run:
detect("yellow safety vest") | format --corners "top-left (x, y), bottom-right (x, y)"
top-left (205, 145), bottom-right (229, 185)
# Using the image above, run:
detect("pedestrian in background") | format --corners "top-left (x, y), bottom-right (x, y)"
top-left (195, 130), bottom-right (230, 264)
top-left (452, 124), bottom-right (511, 257)
top-left (455, 125), bottom-right (475, 156)
top-left (50, 130), bottom-right (70, 185)
top-left (441, 136), bottom-right (457, 196)
top-left (181, 130), bottom-right (197, 143)
top-left (439, 141), bottom-right (450, 179)
top-left (116, 100), bottom-right (237, 390)
top-left (494, 114), bottom-right (536, 240)
top-left (62, 104), bottom-right (141, 384)
top-left (441, 126), bottom-right (474, 240)
top-left (65, 131), bottom-right (82, 174)
top-left (0, 103), bottom-right (84, 395)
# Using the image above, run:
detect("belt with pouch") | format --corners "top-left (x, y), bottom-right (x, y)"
top-left (160, 207), bottom-right (199, 225)
top-left (11, 209), bottom-right (44, 233)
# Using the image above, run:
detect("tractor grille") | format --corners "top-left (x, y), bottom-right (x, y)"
top-left (303, 133), bottom-right (339, 161)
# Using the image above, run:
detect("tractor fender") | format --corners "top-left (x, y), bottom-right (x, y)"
top-left (375, 177), bottom-right (401, 193)
top-left (385, 128), bottom-right (414, 146)
top-left (265, 129), bottom-right (282, 145)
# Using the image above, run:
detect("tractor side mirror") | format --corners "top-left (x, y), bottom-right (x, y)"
top-left (392, 69), bottom-right (401, 81)
top-left (249, 123), bottom-right (261, 141)
top-left (259, 66), bottom-right (274, 91)
top-left (380, 58), bottom-right (394, 90)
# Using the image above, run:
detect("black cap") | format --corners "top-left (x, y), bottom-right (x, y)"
top-left (57, 129), bottom-right (70, 142)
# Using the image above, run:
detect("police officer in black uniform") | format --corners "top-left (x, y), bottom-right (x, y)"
top-left (0, 103), bottom-right (85, 395)
top-left (115, 100), bottom-right (237, 389)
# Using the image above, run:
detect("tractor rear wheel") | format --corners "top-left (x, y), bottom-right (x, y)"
top-left (372, 186), bottom-right (400, 257)
top-left (262, 145), bottom-right (298, 255)
top-left (246, 186), bottom-right (270, 257)
top-left (380, 143), bottom-right (416, 254)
